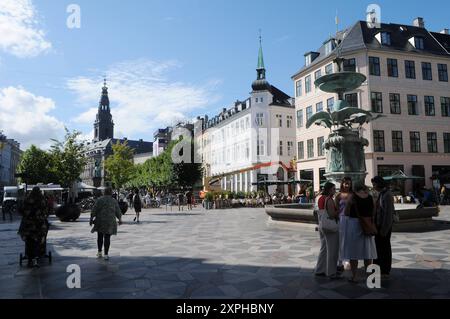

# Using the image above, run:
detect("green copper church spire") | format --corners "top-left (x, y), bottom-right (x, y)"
top-left (257, 32), bottom-right (265, 70)
top-left (252, 31), bottom-right (270, 91)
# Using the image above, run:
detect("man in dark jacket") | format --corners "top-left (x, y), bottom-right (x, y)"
top-left (372, 176), bottom-right (396, 278)
top-left (18, 187), bottom-right (49, 268)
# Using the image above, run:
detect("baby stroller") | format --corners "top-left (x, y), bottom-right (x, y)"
top-left (19, 229), bottom-right (52, 267)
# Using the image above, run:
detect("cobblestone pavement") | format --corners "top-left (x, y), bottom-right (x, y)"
top-left (1, 205), bottom-right (450, 299)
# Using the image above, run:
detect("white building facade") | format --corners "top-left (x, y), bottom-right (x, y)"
top-left (293, 19), bottom-right (450, 192)
top-left (196, 41), bottom-right (297, 194)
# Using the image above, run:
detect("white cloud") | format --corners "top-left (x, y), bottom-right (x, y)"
top-left (0, 0), bottom-right (52, 57)
top-left (68, 58), bottom-right (221, 140)
top-left (0, 86), bottom-right (65, 149)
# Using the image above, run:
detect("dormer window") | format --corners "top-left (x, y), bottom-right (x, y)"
top-left (381, 32), bottom-right (391, 45)
top-left (324, 39), bottom-right (336, 55)
top-left (375, 32), bottom-right (391, 45)
top-left (410, 36), bottom-right (424, 49)
top-left (415, 37), bottom-right (424, 49)
top-left (304, 52), bottom-right (320, 67)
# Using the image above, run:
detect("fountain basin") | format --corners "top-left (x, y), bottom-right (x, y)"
top-left (266, 205), bottom-right (440, 232)
top-left (265, 204), bottom-right (317, 224)
top-left (315, 72), bottom-right (366, 94)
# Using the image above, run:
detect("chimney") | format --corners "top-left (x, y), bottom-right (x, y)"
top-left (413, 17), bottom-right (425, 28)
top-left (440, 28), bottom-right (449, 35)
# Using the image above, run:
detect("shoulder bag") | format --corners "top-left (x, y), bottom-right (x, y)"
top-left (318, 197), bottom-right (339, 233)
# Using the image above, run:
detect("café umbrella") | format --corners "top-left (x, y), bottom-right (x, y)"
top-left (382, 170), bottom-right (425, 181)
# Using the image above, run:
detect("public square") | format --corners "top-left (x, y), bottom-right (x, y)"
top-left (1, 205), bottom-right (450, 299)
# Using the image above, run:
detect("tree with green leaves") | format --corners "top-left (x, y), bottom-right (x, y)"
top-left (50, 129), bottom-right (88, 188)
top-left (171, 138), bottom-right (203, 189)
top-left (104, 140), bottom-right (135, 190)
top-left (16, 145), bottom-right (57, 185)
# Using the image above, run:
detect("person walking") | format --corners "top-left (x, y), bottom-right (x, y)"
top-left (186, 190), bottom-right (193, 211)
top-left (342, 182), bottom-right (378, 283)
top-left (371, 176), bottom-right (395, 278)
top-left (334, 177), bottom-right (353, 273)
top-left (90, 187), bottom-right (122, 261)
top-left (132, 188), bottom-right (142, 223)
top-left (315, 182), bottom-right (341, 279)
top-left (18, 187), bottom-right (49, 268)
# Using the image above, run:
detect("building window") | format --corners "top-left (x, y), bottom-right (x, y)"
top-left (444, 133), bottom-right (450, 153)
top-left (246, 142), bottom-right (250, 159)
top-left (369, 57), bottom-right (380, 76)
top-left (374, 130), bottom-right (385, 152)
top-left (325, 40), bottom-right (335, 55)
top-left (427, 132), bottom-right (438, 153)
top-left (317, 136), bottom-right (325, 157)
top-left (345, 93), bottom-right (358, 108)
top-left (307, 139), bottom-right (314, 158)
top-left (415, 37), bottom-right (424, 50)
top-left (389, 93), bottom-right (401, 114)
top-left (296, 110), bottom-right (303, 128)
top-left (422, 62), bottom-right (432, 81)
top-left (256, 113), bottom-right (264, 126)
top-left (424, 96), bottom-right (435, 116)
top-left (314, 69), bottom-right (322, 81)
top-left (327, 97), bottom-right (335, 112)
top-left (298, 141), bottom-right (304, 159)
top-left (316, 102), bottom-right (323, 113)
top-left (295, 80), bottom-right (302, 97)
top-left (287, 141), bottom-right (293, 157)
top-left (278, 141), bottom-right (283, 156)
top-left (410, 132), bottom-right (421, 153)
top-left (407, 95), bottom-right (419, 115)
top-left (305, 75), bottom-right (312, 94)
top-left (438, 64), bottom-right (448, 82)
top-left (441, 97), bottom-right (450, 117)
top-left (392, 131), bottom-right (403, 152)
top-left (381, 32), bottom-right (391, 45)
top-left (306, 106), bottom-right (313, 121)
top-left (276, 114), bottom-right (282, 127)
top-left (387, 58), bottom-right (398, 77)
top-left (257, 139), bottom-right (265, 156)
top-left (343, 58), bottom-right (356, 72)
top-left (371, 92), bottom-right (383, 113)
top-left (405, 60), bottom-right (416, 79)
top-left (287, 115), bottom-right (293, 128)
top-left (325, 63), bottom-right (333, 74)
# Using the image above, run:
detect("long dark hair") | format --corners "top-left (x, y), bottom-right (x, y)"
top-left (322, 182), bottom-right (335, 196)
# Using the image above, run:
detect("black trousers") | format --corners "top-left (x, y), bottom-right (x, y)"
top-left (374, 229), bottom-right (392, 275)
top-left (97, 233), bottom-right (111, 255)
top-left (25, 238), bottom-right (40, 260)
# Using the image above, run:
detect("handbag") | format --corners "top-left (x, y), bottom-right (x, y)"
top-left (318, 197), bottom-right (339, 233)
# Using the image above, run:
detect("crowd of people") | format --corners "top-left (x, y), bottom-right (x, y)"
top-left (315, 176), bottom-right (396, 282)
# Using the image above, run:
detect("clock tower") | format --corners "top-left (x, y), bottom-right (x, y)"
top-left (93, 79), bottom-right (114, 142)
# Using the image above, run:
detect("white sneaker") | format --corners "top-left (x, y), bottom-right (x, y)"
top-left (103, 255), bottom-right (109, 261)
top-left (97, 252), bottom-right (102, 258)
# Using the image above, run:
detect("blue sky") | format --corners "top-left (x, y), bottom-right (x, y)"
top-left (0, 0), bottom-right (449, 149)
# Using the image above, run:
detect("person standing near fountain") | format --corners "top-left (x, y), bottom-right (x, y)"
top-left (315, 182), bottom-right (341, 279)
top-left (342, 182), bottom-right (377, 283)
top-left (372, 176), bottom-right (395, 278)
top-left (334, 177), bottom-right (353, 272)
